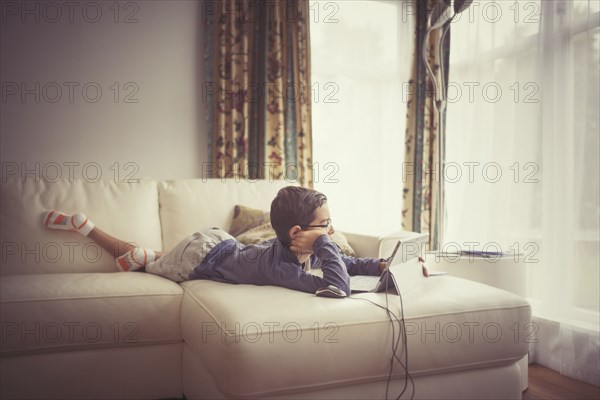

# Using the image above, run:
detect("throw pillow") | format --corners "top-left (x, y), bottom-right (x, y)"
top-left (229, 205), bottom-right (270, 237)
top-left (235, 223), bottom-right (277, 245)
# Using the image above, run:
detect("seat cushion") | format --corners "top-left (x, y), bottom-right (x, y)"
top-left (1, 177), bottom-right (162, 274)
top-left (1, 273), bottom-right (183, 356)
top-left (180, 276), bottom-right (531, 398)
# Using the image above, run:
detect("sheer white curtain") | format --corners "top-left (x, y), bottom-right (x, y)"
top-left (310, 0), bottom-right (411, 235)
top-left (447, 0), bottom-right (599, 385)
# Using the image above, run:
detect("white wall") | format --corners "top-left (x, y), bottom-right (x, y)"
top-left (1, 0), bottom-right (207, 181)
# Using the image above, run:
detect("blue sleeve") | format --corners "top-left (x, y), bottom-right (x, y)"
top-left (311, 235), bottom-right (351, 295)
top-left (341, 254), bottom-right (381, 276)
top-left (264, 235), bottom-right (351, 295)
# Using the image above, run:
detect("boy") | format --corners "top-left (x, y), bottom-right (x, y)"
top-left (42, 186), bottom-right (390, 296)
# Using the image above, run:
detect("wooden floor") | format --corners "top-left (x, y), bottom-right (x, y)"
top-left (523, 363), bottom-right (600, 400)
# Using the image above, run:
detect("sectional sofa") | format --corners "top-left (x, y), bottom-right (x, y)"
top-left (0, 177), bottom-right (531, 399)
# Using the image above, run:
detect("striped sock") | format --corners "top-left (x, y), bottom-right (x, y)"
top-left (116, 248), bottom-right (156, 272)
top-left (43, 210), bottom-right (95, 236)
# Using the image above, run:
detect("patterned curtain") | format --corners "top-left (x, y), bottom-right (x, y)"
top-left (204, 0), bottom-right (312, 187)
top-left (402, 0), bottom-right (450, 247)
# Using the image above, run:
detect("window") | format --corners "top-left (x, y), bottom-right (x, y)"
top-left (310, 0), bottom-right (410, 235)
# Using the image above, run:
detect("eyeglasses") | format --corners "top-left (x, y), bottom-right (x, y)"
top-left (300, 219), bottom-right (332, 230)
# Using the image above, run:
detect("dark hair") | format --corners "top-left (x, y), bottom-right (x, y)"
top-left (270, 186), bottom-right (327, 245)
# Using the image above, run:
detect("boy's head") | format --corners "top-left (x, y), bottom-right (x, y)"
top-left (270, 186), bottom-right (329, 245)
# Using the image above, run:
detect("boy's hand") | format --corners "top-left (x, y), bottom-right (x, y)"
top-left (290, 228), bottom-right (328, 256)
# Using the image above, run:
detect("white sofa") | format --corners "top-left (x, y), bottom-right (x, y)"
top-left (0, 178), bottom-right (531, 399)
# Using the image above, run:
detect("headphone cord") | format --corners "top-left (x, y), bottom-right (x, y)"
top-left (349, 287), bottom-right (415, 398)
top-left (391, 274), bottom-right (415, 400)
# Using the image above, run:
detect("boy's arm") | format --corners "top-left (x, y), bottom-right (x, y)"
top-left (293, 230), bottom-right (383, 278)
top-left (342, 254), bottom-right (429, 277)
top-left (265, 261), bottom-right (350, 295)
top-left (290, 231), bottom-right (352, 294)
top-left (341, 253), bottom-right (385, 276)
top-left (310, 235), bottom-right (351, 294)
top-left (261, 234), bottom-right (351, 295)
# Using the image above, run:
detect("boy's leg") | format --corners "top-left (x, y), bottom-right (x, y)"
top-left (146, 228), bottom-right (234, 282)
top-left (87, 227), bottom-right (163, 271)
top-left (43, 210), bottom-right (161, 271)
top-left (87, 228), bottom-right (139, 258)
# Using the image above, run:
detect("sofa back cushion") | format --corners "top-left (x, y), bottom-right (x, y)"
top-left (1, 178), bottom-right (162, 275)
top-left (158, 179), bottom-right (289, 251)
